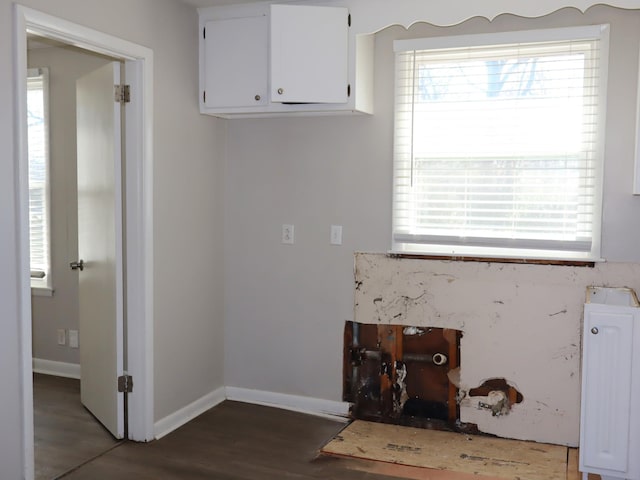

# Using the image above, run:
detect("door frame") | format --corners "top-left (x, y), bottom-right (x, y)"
top-left (14, 5), bottom-right (155, 478)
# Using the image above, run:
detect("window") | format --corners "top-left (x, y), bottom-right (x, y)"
top-left (27, 67), bottom-right (51, 290)
top-left (392, 25), bottom-right (609, 261)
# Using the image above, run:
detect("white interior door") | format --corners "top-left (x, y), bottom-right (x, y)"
top-left (76, 62), bottom-right (124, 439)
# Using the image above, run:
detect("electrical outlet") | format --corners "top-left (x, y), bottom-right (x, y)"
top-left (57, 329), bottom-right (66, 346)
top-left (68, 330), bottom-right (79, 349)
top-left (282, 224), bottom-right (295, 244)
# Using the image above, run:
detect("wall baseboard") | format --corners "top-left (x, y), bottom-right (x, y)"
top-left (31, 365), bottom-right (350, 439)
top-left (33, 358), bottom-right (80, 379)
top-left (154, 387), bottom-right (349, 440)
top-left (153, 386), bottom-right (226, 440)
top-left (225, 386), bottom-right (350, 421)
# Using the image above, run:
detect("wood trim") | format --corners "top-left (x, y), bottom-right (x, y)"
top-left (388, 253), bottom-right (595, 267)
top-left (443, 329), bottom-right (459, 422)
top-left (225, 386), bottom-right (351, 419)
top-left (567, 448), bottom-right (580, 480)
top-left (351, 0), bottom-right (640, 33)
top-left (16, 5), bottom-right (156, 449)
top-left (377, 325), bottom-right (398, 418)
top-left (154, 387), bottom-right (226, 440)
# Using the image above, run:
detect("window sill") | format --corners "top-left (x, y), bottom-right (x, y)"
top-left (387, 252), bottom-right (595, 267)
top-left (31, 287), bottom-right (54, 297)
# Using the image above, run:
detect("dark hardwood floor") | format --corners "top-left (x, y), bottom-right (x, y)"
top-left (61, 400), bottom-right (399, 479)
top-left (33, 373), bottom-right (120, 480)
top-left (35, 373), bottom-right (396, 479)
top-left (33, 374), bottom-right (594, 479)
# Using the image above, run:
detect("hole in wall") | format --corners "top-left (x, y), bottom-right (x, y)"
top-left (343, 321), bottom-right (478, 433)
top-left (468, 378), bottom-right (524, 417)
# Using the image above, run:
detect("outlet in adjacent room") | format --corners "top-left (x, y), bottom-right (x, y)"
top-left (68, 330), bottom-right (79, 349)
top-left (282, 224), bottom-right (295, 244)
top-left (57, 329), bottom-right (66, 346)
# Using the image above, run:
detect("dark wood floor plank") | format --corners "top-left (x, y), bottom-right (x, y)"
top-left (33, 373), bottom-right (119, 480)
top-left (63, 401), bottom-right (400, 479)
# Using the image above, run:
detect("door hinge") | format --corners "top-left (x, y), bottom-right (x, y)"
top-left (115, 84), bottom-right (131, 104)
top-left (118, 374), bottom-right (133, 393)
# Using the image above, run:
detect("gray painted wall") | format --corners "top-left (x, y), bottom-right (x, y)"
top-left (28, 44), bottom-right (111, 366)
top-left (223, 4), bottom-right (640, 426)
top-left (1, 0), bottom-right (226, 475)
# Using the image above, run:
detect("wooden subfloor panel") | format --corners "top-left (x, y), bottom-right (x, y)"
top-left (322, 420), bottom-right (568, 480)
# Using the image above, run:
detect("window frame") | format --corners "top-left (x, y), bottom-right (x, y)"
top-left (27, 67), bottom-right (53, 295)
top-left (391, 25), bottom-right (610, 262)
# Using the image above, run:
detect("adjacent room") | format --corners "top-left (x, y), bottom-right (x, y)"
top-left (1, 0), bottom-right (640, 479)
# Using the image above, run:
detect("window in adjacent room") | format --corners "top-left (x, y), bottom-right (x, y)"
top-left (392, 25), bottom-right (609, 261)
top-left (27, 67), bottom-right (51, 291)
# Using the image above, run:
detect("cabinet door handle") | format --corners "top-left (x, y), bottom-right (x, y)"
top-left (255, 94), bottom-right (261, 101)
top-left (277, 88), bottom-right (284, 95)
top-left (591, 327), bottom-right (599, 335)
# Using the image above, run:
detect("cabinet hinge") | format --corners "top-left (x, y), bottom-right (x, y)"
top-left (115, 85), bottom-right (131, 104)
top-left (348, 13), bottom-right (351, 27)
top-left (118, 374), bottom-right (133, 393)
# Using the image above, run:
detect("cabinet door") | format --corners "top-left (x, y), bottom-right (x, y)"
top-left (204, 16), bottom-right (268, 108)
top-left (580, 307), bottom-right (634, 475)
top-left (270, 4), bottom-right (349, 104)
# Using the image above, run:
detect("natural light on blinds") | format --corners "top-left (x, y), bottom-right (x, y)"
top-left (27, 68), bottom-right (50, 285)
top-left (392, 25), bottom-right (608, 260)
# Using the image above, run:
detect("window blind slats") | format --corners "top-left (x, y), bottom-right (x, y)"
top-left (392, 26), bottom-right (607, 259)
top-left (27, 69), bottom-right (50, 284)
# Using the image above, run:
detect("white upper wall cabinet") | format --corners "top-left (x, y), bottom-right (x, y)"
top-left (198, 2), bottom-right (373, 118)
top-left (270, 4), bottom-right (349, 104)
top-left (204, 16), bottom-right (268, 109)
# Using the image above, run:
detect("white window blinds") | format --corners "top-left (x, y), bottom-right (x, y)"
top-left (392, 26), bottom-right (608, 260)
top-left (27, 68), bottom-right (51, 287)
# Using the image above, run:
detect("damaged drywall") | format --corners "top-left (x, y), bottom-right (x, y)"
top-left (467, 378), bottom-right (524, 417)
top-left (353, 252), bottom-right (640, 446)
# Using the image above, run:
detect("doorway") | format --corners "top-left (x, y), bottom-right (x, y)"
top-left (27, 38), bottom-right (125, 478)
top-left (15, 6), bottom-right (155, 480)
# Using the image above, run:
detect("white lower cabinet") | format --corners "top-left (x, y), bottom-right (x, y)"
top-left (580, 287), bottom-right (640, 480)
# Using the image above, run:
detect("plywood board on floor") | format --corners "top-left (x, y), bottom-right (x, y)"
top-left (321, 455), bottom-right (508, 480)
top-left (321, 420), bottom-right (568, 480)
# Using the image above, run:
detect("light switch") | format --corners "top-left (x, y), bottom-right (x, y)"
top-left (330, 225), bottom-right (343, 245)
top-left (68, 330), bottom-right (79, 349)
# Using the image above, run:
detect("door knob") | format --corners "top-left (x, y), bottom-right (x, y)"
top-left (591, 327), bottom-right (599, 335)
top-left (70, 259), bottom-right (85, 271)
